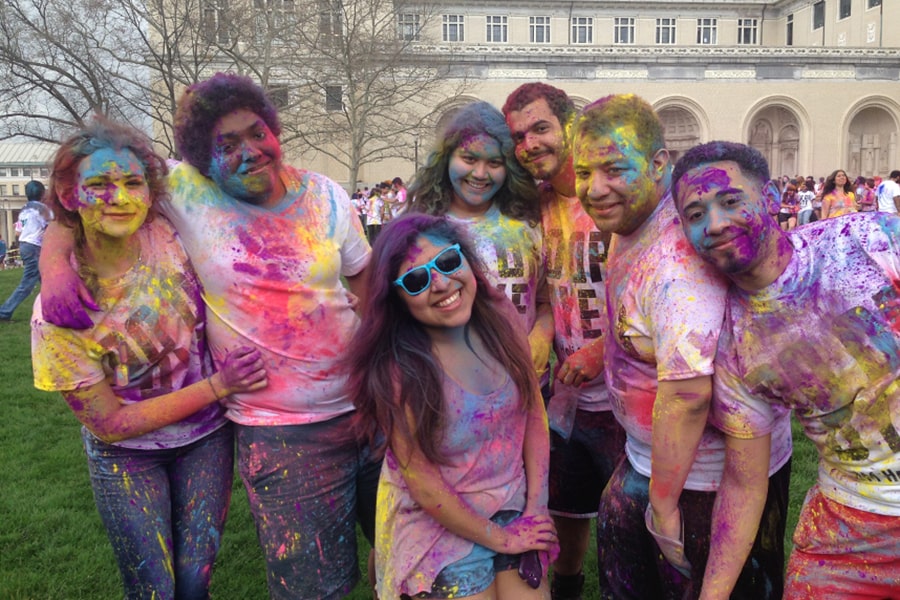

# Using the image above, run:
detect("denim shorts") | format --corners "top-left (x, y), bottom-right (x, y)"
top-left (402, 510), bottom-right (523, 599)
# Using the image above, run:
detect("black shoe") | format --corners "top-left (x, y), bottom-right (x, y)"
top-left (551, 572), bottom-right (585, 600)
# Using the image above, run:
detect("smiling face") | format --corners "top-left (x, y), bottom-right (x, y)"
top-left (506, 97), bottom-right (569, 182)
top-left (75, 148), bottom-right (150, 241)
top-left (447, 134), bottom-right (506, 218)
top-left (573, 125), bottom-right (667, 236)
top-left (675, 160), bottom-right (780, 278)
top-left (397, 235), bottom-right (477, 333)
top-left (209, 109), bottom-right (285, 207)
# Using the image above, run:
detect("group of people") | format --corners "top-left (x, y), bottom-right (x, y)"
top-left (774, 168), bottom-right (900, 230)
top-left (29, 72), bottom-right (899, 600)
top-left (351, 178), bottom-right (408, 244)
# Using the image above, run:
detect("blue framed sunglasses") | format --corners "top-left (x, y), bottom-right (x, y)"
top-left (394, 244), bottom-right (465, 296)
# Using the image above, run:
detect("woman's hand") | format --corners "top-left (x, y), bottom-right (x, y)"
top-left (215, 347), bottom-right (267, 396)
top-left (498, 514), bottom-right (558, 555)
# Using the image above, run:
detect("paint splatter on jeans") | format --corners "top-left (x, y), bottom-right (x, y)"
top-left (236, 414), bottom-right (381, 600)
top-left (84, 423), bottom-right (233, 600)
top-left (597, 458), bottom-right (789, 600)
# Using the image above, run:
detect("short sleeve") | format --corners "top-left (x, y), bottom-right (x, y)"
top-left (651, 254), bottom-right (726, 382)
top-left (710, 347), bottom-right (784, 439)
top-left (333, 181), bottom-right (371, 277)
top-left (31, 308), bottom-right (105, 392)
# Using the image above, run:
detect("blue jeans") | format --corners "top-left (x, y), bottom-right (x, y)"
top-left (83, 423), bottom-right (234, 600)
top-left (0, 241), bottom-right (40, 319)
top-left (236, 413), bottom-right (382, 600)
top-left (597, 458), bottom-right (790, 600)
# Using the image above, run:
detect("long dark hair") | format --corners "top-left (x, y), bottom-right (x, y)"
top-left (344, 213), bottom-right (539, 464)
top-left (408, 101), bottom-right (539, 225)
top-left (822, 169), bottom-right (852, 196)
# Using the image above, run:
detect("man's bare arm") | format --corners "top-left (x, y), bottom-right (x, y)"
top-left (39, 222), bottom-right (98, 329)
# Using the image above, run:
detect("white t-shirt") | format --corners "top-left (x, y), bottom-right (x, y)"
top-left (876, 179), bottom-right (900, 214)
top-left (797, 190), bottom-right (815, 212)
top-left (16, 201), bottom-right (51, 246)
top-left (164, 162), bottom-right (371, 425)
top-left (605, 193), bottom-right (790, 490)
top-left (540, 187), bottom-right (610, 411)
top-left (448, 204), bottom-right (547, 334)
top-left (713, 213), bottom-right (900, 515)
top-left (368, 195), bottom-right (384, 226)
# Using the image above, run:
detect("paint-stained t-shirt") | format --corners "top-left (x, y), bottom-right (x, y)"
top-left (449, 203), bottom-right (547, 334)
top-left (164, 162), bottom-right (370, 426)
top-left (32, 217), bottom-right (225, 450)
top-left (541, 187), bottom-right (610, 411)
top-left (375, 374), bottom-right (528, 598)
top-left (605, 193), bottom-right (791, 490)
top-left (713, 212), bottom-right (900, 516)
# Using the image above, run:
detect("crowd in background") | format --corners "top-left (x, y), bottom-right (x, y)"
top-left (351, 177), bottom-right (408, 244)
top-left (771, 169), bottom-right (900, 230)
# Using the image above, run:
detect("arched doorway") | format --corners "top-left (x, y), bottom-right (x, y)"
top-left (747, 106), bottom-right (801, 179)
top-left (847, 106), bottom-right (898, 177)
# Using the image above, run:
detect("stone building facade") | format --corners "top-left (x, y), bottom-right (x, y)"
top-left (296, 0), bottom-right (899, 188)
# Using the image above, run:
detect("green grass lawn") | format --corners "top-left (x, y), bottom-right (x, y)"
top-left (0, 268), bottom-right (817, 599)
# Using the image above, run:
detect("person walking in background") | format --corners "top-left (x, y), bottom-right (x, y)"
top-left (504, 81), bottom-right (625, 600)
top-left (0, 179), bottom-right (52, 321)
top-left (672, 141), bottom-right (900, 600)
top-left (820, 169), bottom-right (856, 219)
top-left (390, 176), bottom-right (408, 218)
top-left (367, 185), bottom-right (384, 244)
top-left (345, 213), bottom-right (557, 600)
top-left (796, 180), bottom-right (815, 226)
top-left (31, 117), bottom-right (267, 598)
top-left (876, 170), bottom-right (900, 214)
top-left (778, 183), bottom-right (799, 230)
top-left (858, 177), bottom-right (878, 212)
top-left (0, 235), bottom-right (6, 269)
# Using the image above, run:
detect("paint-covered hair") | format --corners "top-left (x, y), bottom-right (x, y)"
top-left (822, 169), bottom-right (852, 196)
top-left (48, 116), bottom-right (168, 294)
top-left (344, 213), bottom-right (540, 464)
top-left (501, 82), bottom-right (576, 129)
top-left (408, 101), bottom-right (540, 225)
top-left (672, 141), bottom-right (771, 199)
top-left (574, 94), bottom-right (665, 160)
top-left (174, 72), bottom-right (281, 176)
top-left (49, 116), bottom-right (167, 229)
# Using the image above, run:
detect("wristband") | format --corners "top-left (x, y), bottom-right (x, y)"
top-left (207, 377), bottom-right (222, 400)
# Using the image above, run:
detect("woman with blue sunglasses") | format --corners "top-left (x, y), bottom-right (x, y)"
top-left (345, 213), bottom-right (558, 599)
top-left (408, 102), bottom-right (553, 384)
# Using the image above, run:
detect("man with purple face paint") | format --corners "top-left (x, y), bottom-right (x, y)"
top-left (503, 82), bottom-right (624, 600)
top-left (38, 73), bottom-right (380, 600)
top-left (672, 141), bottom-right (900, 600)
top-left (572, 95), bottom-right (791, 600)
